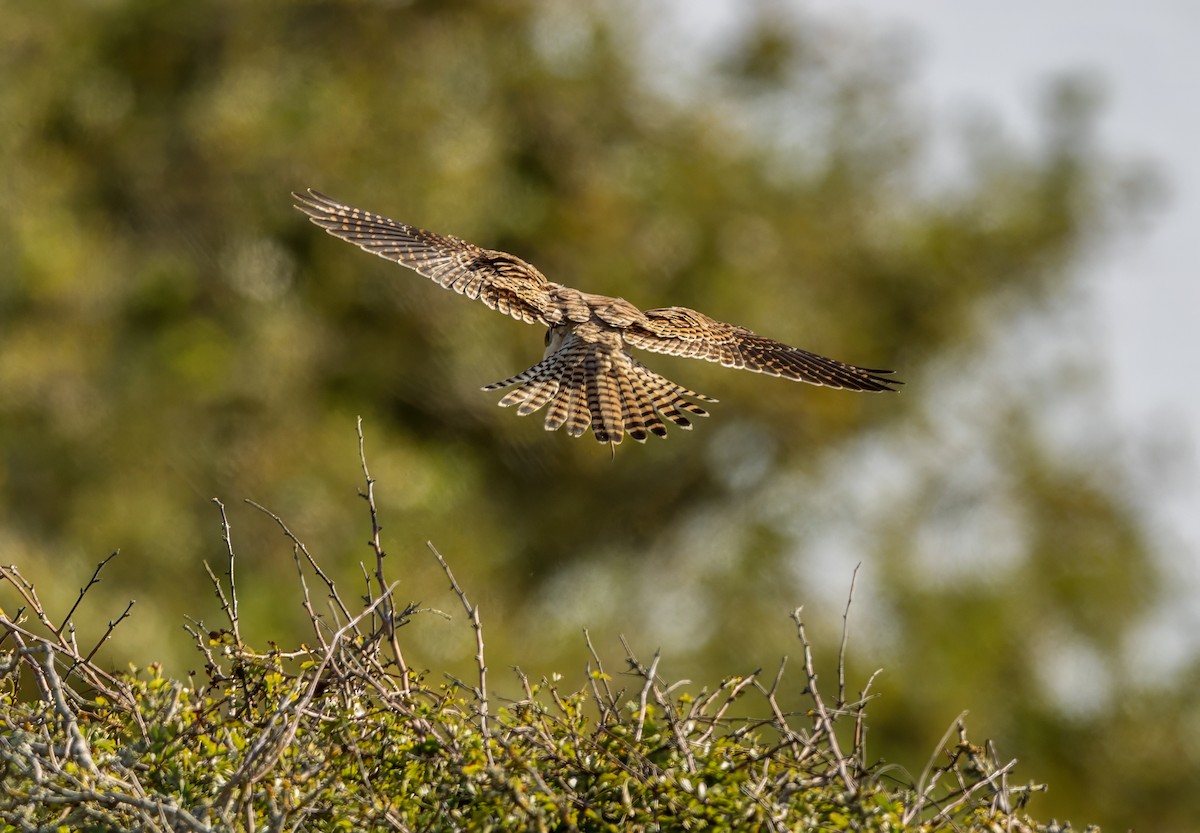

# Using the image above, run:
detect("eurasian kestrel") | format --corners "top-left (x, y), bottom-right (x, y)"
top-left (294, 190), bottom-right (900, 444)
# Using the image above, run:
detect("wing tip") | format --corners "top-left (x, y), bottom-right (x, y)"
top-left (292, 189), bottom-right (346, 220)
top-left (865, 371), bottom-right (904, 392)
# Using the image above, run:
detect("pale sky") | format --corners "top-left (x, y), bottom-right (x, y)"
top-left (656, 0), bottom-right (1200, 665)
top-left (799, 0), bottom-right (1200, 655)
top-left (820, 1), bottom-right (1200, 429)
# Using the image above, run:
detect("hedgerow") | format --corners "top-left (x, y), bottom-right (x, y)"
top-left (0, 423), bottom-right (1066, 832)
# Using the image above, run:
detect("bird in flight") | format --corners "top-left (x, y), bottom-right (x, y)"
top-left (293, 190), bottom-right (900, 444)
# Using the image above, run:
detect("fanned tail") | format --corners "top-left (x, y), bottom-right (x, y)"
top-left (483, 344), bottom-right (715, 444)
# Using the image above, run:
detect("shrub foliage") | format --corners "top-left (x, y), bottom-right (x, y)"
top-left (1, 432), bottom-right (1062, 832)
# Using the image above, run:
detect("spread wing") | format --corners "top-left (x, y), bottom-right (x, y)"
top-left (624, 306), bottom-right (901, 392)
top-left (293, 189), bottom-right (558, 326)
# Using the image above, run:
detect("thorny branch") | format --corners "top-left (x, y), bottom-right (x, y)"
top-left (357, 415), bottom-right (411, 692)
top-left (207, 497), bottom-right (240, 644)
top-left (427, 540), bottom-right (494, 767)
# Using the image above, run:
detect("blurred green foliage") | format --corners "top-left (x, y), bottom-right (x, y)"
top-left (0, 1), bottom-right (1191, 830)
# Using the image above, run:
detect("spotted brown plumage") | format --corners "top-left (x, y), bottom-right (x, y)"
top-left (293, 189), bottom-right (901, 444)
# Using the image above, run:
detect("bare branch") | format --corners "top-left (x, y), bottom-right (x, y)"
top-left (245, 499), bottom-right (355, 628)
top-left (357, 416), bottom-right (410, 692)
top-left (792, 606), bottom-right (856, 793)
top-left (59, 551), bottom-right (120, 636)
top-left (426, 540), bottom-right (493, 766)
top-left (216, 583), bottom-right (400, 816)
top-left (837, 563), bottom-right (861, 709)
top-left (291, 544), bottom-right (329, 651)
top-left (621, 638), bottom-right (661, 744)
top-left (583, 628), bottom-right (618, 723)
top-left (24, 643), bottom-right (98, 775)
top-left (81, 600), bottom-right (136, 667)
top-left (209, 498), bottom-right (241, 643)
top-left (903, 710), bottom-right (970, 826)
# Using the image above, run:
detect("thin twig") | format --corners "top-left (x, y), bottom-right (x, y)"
top-left (426, 541), bottom-right (493, 766)
top-left (356, 417), bottom-right (390, 623)
top-left (81, 600), bottom-right (136, 666)
top-left (216, 583), bottom-right (400, 817)
top-left (182, 621), bottom-right (224, 681)
top-left (621, 638), bottom-right (661, 744)
top-left (583, 628), bottom-right (618, 724)
top-left (0, 572), bottom-right (130, 707)
top-left (694, 672), bottom-right (759, 748)
top-left (202, 561), bottom-right (235, 632)
top-left (59, 551), bottom-right (120, 636)
top-left (749, 659), bottom-right (817, 768)
top-left (211, 498), bottom-right (240, 644)
top-left (852, 667), bottom-right (883, 771)
top-left (903, 710), bottom-right (970, 826)
top-left (928, 757), bottom-right (1019, 826)
top-left (245, 499), bottom-right (355, 627)
top-left (793, 607), bottom-right (856, 793)
top-left (357, 417), bottom-right (410, 691)
top-left (837, 563), bottom-right (861, 708)
top-left (290, 546), bottom-right (329, 651)
top-left (1, 565), bottom-right (55, 636)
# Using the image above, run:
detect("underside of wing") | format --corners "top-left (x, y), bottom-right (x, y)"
top-left (625, 306), bottom-right (901, 392)
top-left (293, 189), bottom-right (557, 326)
top-left (482, 335), bottom-right (716, 444)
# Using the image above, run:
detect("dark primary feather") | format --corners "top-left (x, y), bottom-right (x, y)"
top-left (293, 189), bottom-right (556, 327)
top-left (624, 307), bottom-right (900, 392)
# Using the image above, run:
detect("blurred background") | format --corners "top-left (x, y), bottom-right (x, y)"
top-left (1, 1), bottom-right (1196, 829)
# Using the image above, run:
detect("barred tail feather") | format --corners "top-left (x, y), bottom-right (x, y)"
top-left (562, 359), bottom-right (592, 438)
top-left (484, 345), bottom-right (716, 443)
